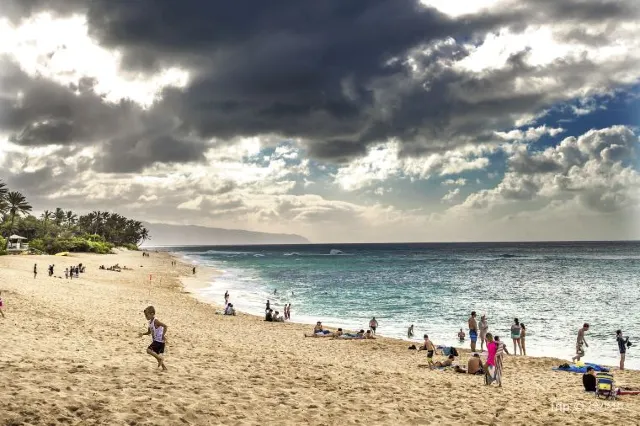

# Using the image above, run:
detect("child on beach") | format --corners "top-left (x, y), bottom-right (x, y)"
top-left (139, 306), bottom-right (168, 371)
top-left (419, 334), bottom-right (437, 368)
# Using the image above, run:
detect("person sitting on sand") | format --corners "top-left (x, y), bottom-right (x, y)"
top-left (273, 311), bottom-right (284, 322)
top-left (139, 306), bottom-right (168, 371)
top-left (305, 322), bottom-right (333, 337)
top-left (224, 303), bottom-right (236, 316)
top-left (334, 328), bottom-right (344, 337)
top-left (583, 366), bottom-right (597, 392)
top-left (265, 309), bottom-right (273, 322)
top-left (364, 330), bottom-right (376, 339)
top-left (458, 329), bottom-right (465, 342)
top-left (434, 355), bottom-right (456, 368)
top-left (455, 353), bottom-right (483, 374)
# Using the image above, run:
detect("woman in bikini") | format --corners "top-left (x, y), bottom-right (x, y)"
top-left (520, 323), bottom-right (527, 356)
top-left (510, 318), bottom-right (522, 355)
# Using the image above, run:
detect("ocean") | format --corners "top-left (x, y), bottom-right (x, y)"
top-left (168, 242), bottom-right (640, 369)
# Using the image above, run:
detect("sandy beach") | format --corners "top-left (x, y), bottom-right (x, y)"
top-left (1, 251), bottom-right (639, 425)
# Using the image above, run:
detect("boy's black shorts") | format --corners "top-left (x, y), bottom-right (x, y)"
top-left (148, 341), bottom-right (165, 354)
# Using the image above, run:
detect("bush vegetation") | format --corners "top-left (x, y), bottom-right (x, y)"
top-left (0, 179), bottom-right (149, 255)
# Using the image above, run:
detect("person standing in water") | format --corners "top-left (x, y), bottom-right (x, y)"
top-left (520, 323), bottom-right (527, 356)
top-left (369, 317), bottom-right (378, 335)
top-left (511, 318), bottom-right (522, 355)
top-left (572, 323), bottom-right (590, 362)
top-left (468, 311), bottom-right (478, 352)
top-left (407, 324), bottom-right (414, 339)
top-left (616, 329), bottom-right (630, 370)
top-left (479, 315), bottom-right (489, 351)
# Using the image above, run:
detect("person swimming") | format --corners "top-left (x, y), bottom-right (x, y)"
top-left (457, 329), bottom-right (466, 342)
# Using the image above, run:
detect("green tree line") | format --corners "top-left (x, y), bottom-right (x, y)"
top-left (0, 179), bottom-right (150, 254)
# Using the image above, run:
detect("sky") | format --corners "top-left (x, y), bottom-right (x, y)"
top-left (0, 0), bottom-right (638, 243)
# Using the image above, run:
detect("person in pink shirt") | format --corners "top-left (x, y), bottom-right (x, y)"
top-left (485, 333), bottom-right (501, 386)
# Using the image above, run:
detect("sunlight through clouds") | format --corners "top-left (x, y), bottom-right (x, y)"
top-left (0, 13), bottom-right (189, 107)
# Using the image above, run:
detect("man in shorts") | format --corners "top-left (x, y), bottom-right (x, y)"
top-left (572, 323), bottom-right (589, 362)
top-left (468, 311), bottom-right (478, 352)
top-left (139, 306), bottom-right (168, 371)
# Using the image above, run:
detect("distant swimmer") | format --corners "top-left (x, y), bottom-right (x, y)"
top-left (407, 324), bottom-right (414, 339)
top-left (274, 289), bottom-right (277, 295)
top-left (458, 329), bottom-right (466, 342)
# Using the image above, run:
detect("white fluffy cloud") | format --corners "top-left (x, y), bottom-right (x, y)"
top-left (334, 141), bottom-right (495, 191)
top-left (456, 126), bottom-right (640, 213)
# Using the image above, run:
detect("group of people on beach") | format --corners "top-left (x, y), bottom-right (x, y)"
top-left (466, 311), bottom-right (527, 356)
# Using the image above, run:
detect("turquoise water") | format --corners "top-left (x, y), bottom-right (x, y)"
top-left (171, 242), bottom-right (640, 369)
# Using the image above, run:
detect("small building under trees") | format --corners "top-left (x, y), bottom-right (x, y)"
top-left (7, 234), bottom-right (29, 252)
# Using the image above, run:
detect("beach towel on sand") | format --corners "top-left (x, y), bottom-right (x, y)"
top-left (552, 363), bottom-right (610, 374)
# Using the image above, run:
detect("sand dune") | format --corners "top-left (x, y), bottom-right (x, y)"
top-left (1, 251), bottom-right (639, 425)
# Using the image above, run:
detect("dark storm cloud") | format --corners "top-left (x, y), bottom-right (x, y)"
top-left (0, 59), bottom-right (209, 172)
top-left (1, 0), bottom-right (638, 167)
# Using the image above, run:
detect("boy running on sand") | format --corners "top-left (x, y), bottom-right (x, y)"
top-left (139, 306), bottom-right (168, 371)
top-left (419, 334), bottom-right (437, 368)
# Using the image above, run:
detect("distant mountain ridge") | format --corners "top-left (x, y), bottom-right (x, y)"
top-left (141, 222), bottom-right (310, 246)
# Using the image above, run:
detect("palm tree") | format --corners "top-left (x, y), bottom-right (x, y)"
top-left (65, 210), bottom-right (78, 229)
top-left (54, 207), bottom-right (65, 226)
top-left (0, 180), bottom-right (7, 199)
top-left (4, 191), bottom-right (32, 249)
top-left (41, 210), bottom-right (53, 235)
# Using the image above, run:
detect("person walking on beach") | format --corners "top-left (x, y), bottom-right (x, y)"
top-left (266, 300), bottom-right (271, 312)
top-left (419, 334), bottom-right (437, 368)
top-left (33, 264), bottom-right (37, 279)
top-left (617, 329), bottom-right (630, 370)
top-left (479, 315), bottom-right (489, 351)
top-left (369, 317), bottom-right (378, 335)
top-left (286, 304), bottom-right (292, 320)
top-left (0, 291), bottom-right (5, 318)
top-left (572, 323), bottom-right (589, 362)
top-left (139, 306), bottom-right (168, 371)
top-left (408, 324), bottom-right (414, 339)
top-left (192, 266), bottom-right (196, 275)
top-left (468, 311), bottom-right (478, 352)
top-left (520, 323), bottom-right (527, 355)
top-left (485, 333), bottom-right (499, 385)
top-left (511, 318), bottom-right (522, 355)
